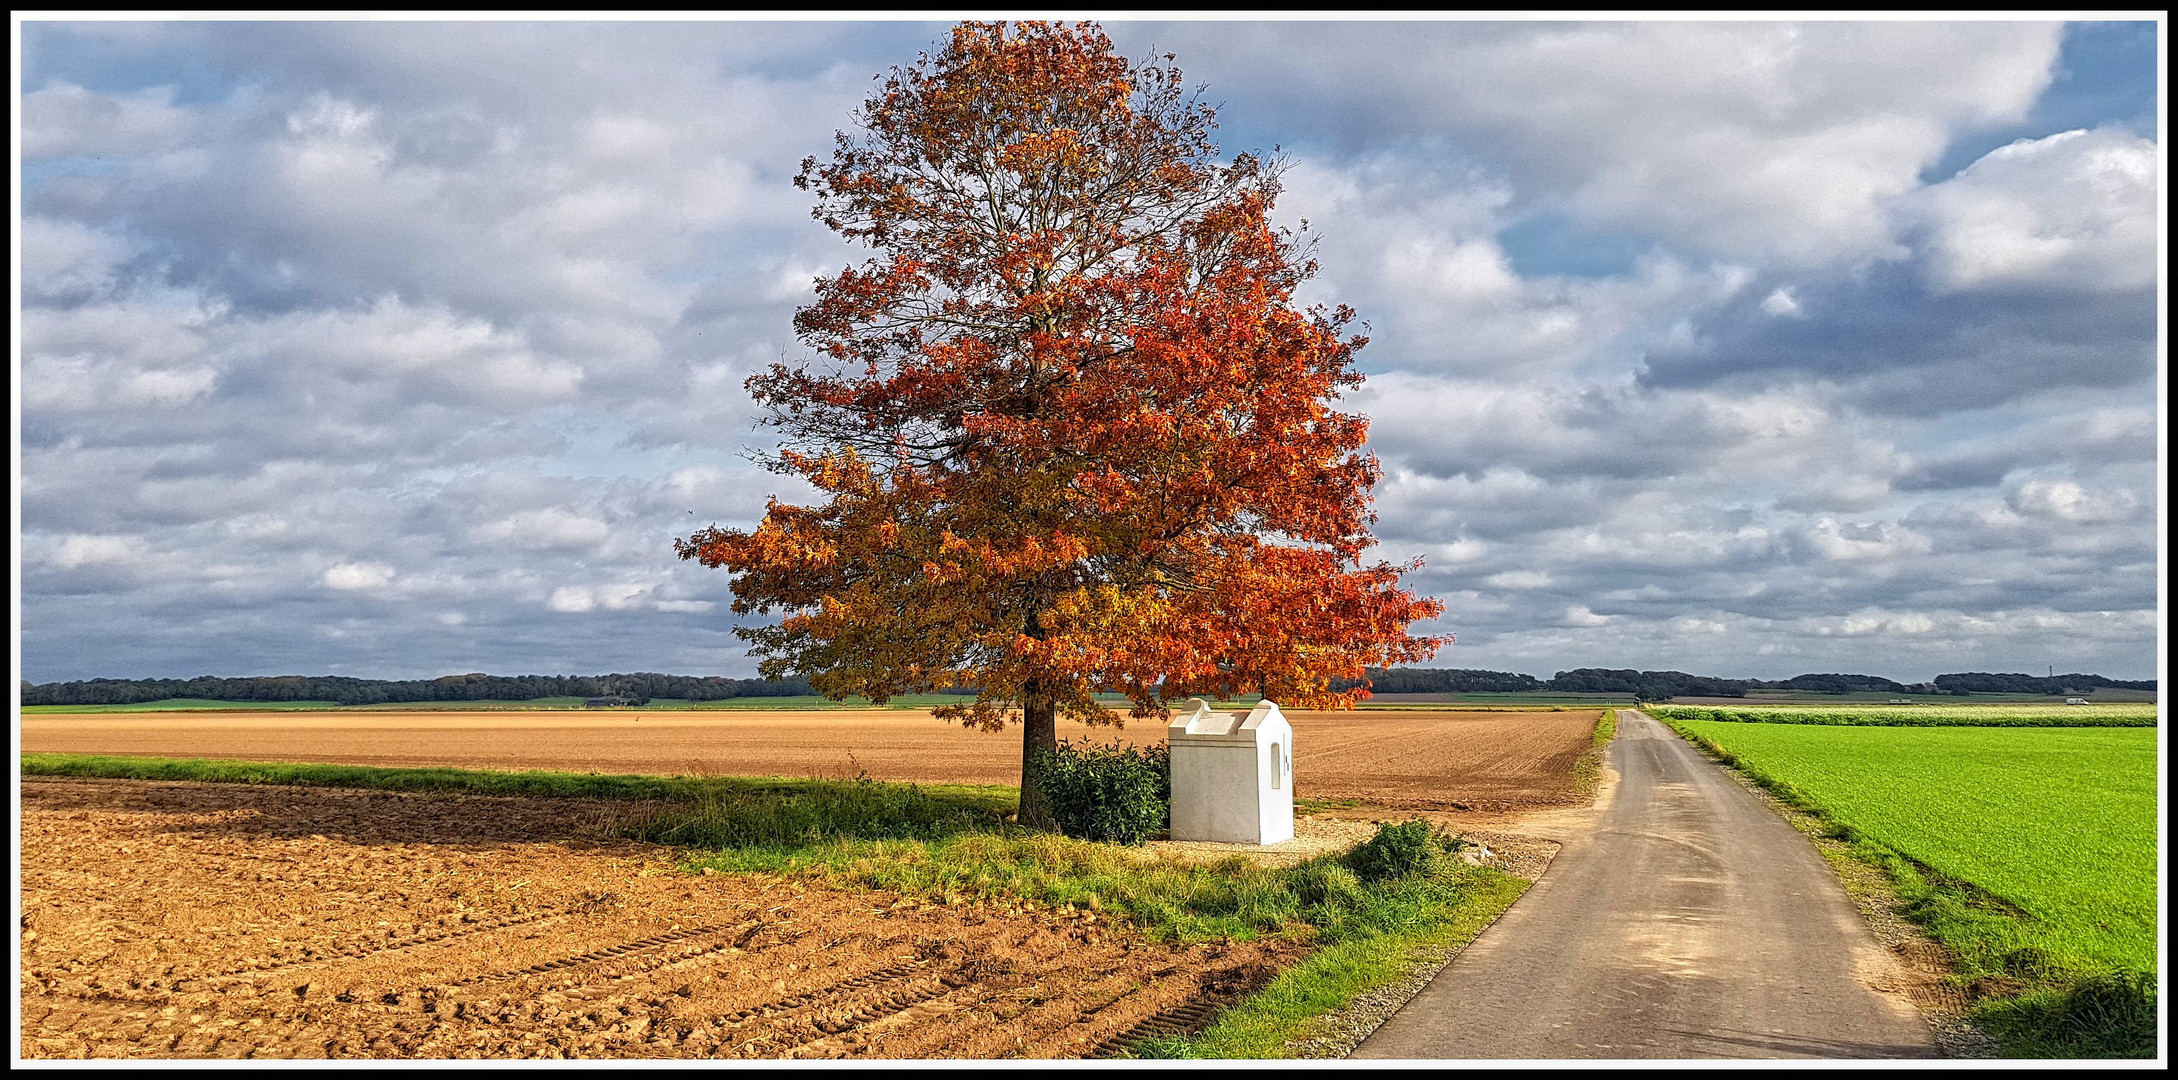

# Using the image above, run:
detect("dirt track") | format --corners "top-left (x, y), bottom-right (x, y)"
top-left (20, 708), bottom-right (1599, 812)
top-left (1353, 712), bottom-right (1938, 1059)
top-left (18, 778), bottom-right (1296, 1060)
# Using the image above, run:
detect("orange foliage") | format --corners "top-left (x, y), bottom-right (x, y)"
top-left (678, 21), bottom-right (1445, 736)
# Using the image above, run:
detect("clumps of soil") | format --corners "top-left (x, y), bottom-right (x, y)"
top-left (19, 778), bottom-right (1296, 1060)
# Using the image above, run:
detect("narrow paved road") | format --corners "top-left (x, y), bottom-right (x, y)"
top-left (1354, 710), bottom-right (1937, 1060)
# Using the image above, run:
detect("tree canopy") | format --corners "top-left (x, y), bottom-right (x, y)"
top-left (676, 21), bottom-right (1444, 824)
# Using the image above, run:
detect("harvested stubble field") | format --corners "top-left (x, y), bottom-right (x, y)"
top-left (18, 778), bottom-right (1297, 1060)
top-left (19, 708), bottom-right (1602, 812)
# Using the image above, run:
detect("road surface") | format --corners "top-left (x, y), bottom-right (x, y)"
top-left (1353, 710), bottom-right (1937, 1060)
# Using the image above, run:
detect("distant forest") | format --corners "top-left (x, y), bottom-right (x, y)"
top-left (17, 671), bottom-right (826, 707)
top-left (1338, 668), bottom-right (2154, 700)
top-left (21, 667), bottom-right (2153, 707)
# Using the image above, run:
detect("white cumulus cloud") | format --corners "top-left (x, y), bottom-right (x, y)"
top-left (1918, 127), bottom-right (2158, 294)
top-left (2007, 478), bottom-right (2138, 523)
top-left (324, 562), bottom-right (397, 591)
top-left (48, 534), bottom-right (137, 569)
top-left (549, 583), bottom-right (653, 613)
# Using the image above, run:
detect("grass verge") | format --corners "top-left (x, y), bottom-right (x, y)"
top-left (1655, 717), bottom-right (2157, 1059)
top-left (1142, 864), bottom-right (1527, 1057)
top-left (1570, 708), bottom-right (1618, 798)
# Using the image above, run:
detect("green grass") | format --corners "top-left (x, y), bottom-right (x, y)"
top-left (1137, 864), bottom-right (1527, 1057)
top-left (1570, 709), bottom-right (1619, 797)
top-left (19, 753), bottom-right (1017, 812)
top-left (1294, 796), bottom-right (1364, 815)
top-left (1661, 718), bottom-right (2157, 1057)
top-left (1652, 703), bottom-right (2157, 727)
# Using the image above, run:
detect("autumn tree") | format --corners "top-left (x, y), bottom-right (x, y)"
top-left (678, 21), bottom-right (1444, 828)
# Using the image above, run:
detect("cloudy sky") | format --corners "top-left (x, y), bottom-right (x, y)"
top-left (14, 17), bottom-right (2164, 685)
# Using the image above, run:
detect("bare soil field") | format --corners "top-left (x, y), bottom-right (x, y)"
top-left (21, 708), bottom-right (1600, 812)
top-left (18, 778), bottom-right (1297, 1060)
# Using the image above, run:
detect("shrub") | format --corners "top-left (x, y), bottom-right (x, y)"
top-left (1346, 819), bottom-right (1462, 883)
top-left (1029, 739), bottom-right (1171, 844)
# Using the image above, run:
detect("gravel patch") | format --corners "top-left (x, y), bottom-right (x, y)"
top-left (1141, 815), bottom-right (1380, 868)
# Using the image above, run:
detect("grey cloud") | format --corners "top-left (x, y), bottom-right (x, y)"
top-left (1426, 604), bottom-right (2155, 684)
top-left (1359, 375), bottom-right (1744, 483)
top-left (21, 80), bottom-right (194, 158)
top-left (1637, 127), bottom-right (2157, 412)
top-left (1892, 396), bottom-right (2156, 493)
top-left (1638, 260), bottom-right (2154, 413)
top-left (1893, 451), bottom-right (2020, 492)
top-left (20, 216), bottom-right (135, 304)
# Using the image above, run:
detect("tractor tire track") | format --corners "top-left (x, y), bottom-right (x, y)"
top-left (206, 909), bottom-right (571, 981)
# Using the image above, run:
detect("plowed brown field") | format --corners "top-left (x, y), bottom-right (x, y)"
top-left (18, 778), bottom-right (1296, 1060)
top-left (21, 708), bottom-right (1600, 811)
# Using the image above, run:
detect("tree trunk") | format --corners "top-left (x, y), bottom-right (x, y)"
top-left (1016, 680), bottom-right (1059, 830)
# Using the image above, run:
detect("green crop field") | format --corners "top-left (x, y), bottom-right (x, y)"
top-left (1652, 702), bottom-right (2158, 727)
top-left (1670, 719), bottom-right (2155, 973)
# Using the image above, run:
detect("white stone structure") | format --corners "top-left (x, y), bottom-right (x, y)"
top-left (1166, 698), bottom-right (1294, 845)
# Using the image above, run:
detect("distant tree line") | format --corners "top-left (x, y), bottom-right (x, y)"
top-left (1747, 673), bottom-right (1910, 694)
top-left (1929, 672), bottom-right (2156, 695)
top-left (19, 672), bottom-right (819, 707)
top-left (1550, 668), bottom-right (1758, 699)
top-left (1332, 667), bottom-right (1750, 700)
top-left (21, 668), bottom-right (2153, 707)
top-left (1336, 668), bottom-right (1545, 693)
top-left (1334, 667), bottom-right (2153, 702)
